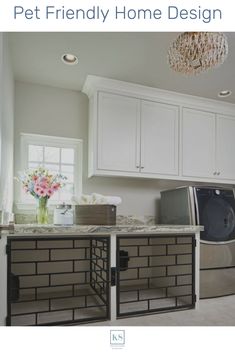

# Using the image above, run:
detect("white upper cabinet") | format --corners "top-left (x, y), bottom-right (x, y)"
top-left (216, 115), bottom-right (235, 180)
top-left (83, 76), bottom-right (235, 184)
top-left (182, 108), bottom-right (235, 181)
top-left (182, 108), bottom-right (216, 178)
top-left (97, 92), bottom-right (140, 173)
top-left (141, 100), bottom-right (179, 175)
top-left (96, 92), bottom-right (179, 176)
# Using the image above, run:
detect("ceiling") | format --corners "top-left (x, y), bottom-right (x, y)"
top-left (8, 32), bottom-right (235, 103)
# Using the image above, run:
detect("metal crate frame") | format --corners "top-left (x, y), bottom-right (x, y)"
top-left (7, 236), bottom-right (110, 326)
top-left (116, 234), bottom-right (196, 318)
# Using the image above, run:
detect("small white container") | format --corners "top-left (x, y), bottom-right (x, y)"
top-left (54, 204), bottom-right (74, 225)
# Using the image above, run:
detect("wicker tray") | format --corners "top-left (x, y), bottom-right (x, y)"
top-left (74, 205), bottom-right (116, 225)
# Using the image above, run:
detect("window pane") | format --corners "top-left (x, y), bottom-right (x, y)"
top-left (61, 165), bottom-right (74, 183)
top-left (44, 163), bottom-right (60, 173)
top-left (65, 183), bottom-right (74, 193)
top-left (60, 184), bottom-right (74, 201)
top-left (61, 148), bottom-right (74, 164)
top-left (28, 145), bottom-right (43, 162)
top-left (28, 162), bottom-right (41, 170)
top-left (61, 165), bottom-right (74, 173)
top-left (63, 174), bottom-right (74, 183)
top-left (45, 147), bottom-right (60, 163)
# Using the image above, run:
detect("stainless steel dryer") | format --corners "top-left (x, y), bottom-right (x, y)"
top-left (160, 186), bottom-right (235, 298)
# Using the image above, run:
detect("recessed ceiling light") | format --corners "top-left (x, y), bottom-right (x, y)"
top-left (61, 53), bottom-right (78, 65)
top-left (218, 90), bottom-right (232, 98)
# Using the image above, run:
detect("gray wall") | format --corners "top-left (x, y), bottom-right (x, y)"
top-left (14, 81), bottom-right (188, 219)
top-left (0, 34), bottom-right (14, 214)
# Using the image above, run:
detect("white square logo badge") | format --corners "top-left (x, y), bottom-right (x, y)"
top-left (110, 330), bottom-right (125, 347)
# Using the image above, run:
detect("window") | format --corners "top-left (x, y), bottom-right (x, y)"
top-left (20, 133), bottom-right (82, 204)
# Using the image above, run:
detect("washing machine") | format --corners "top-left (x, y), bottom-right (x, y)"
top-left (160, 186), bottom-right (235, 298)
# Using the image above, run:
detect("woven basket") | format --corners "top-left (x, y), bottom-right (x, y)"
top-left (74, 205), bottom-right (116, 225)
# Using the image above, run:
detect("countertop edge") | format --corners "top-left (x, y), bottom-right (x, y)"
top-left (1, 224), bottom-right (204, 237)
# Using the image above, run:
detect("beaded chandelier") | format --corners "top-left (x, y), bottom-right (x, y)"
top-left (168, 32), bottom-right (228, 75)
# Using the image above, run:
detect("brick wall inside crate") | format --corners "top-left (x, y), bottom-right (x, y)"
top-left (11, 239), bottom-right (91, 292)
top-left (117, 235), bottom-right (195, 316)
top-left (8, 237), bottom-right (110, 326)
top-left (149, 237), bottom-right (193, 306)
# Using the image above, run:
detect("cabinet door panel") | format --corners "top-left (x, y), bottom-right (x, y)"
top-left (217, 115), bottom-right (235, 180)
top-left (97, 92), bottom-right (140, 172)
top-left (182, 108), bottom-right (215, 178)
top-left (141, 101), bottom-right (179, 175)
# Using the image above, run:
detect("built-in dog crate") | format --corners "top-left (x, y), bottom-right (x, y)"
top-left (7, 236), bottom-right (110, 326)
top-left (6, 233), bottom-right (196, 325)
top-left (116, 234), bottom-right (196, 318)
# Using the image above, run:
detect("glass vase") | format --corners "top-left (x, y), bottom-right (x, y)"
top-left (37, 197), bottom-right (49, 224)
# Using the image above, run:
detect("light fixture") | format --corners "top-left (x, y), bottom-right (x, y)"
top-left (168, 32), bottom-right (228, 75)
top-left (218, 90), bottom-right (232, 98)
top-left (61, 53), bottom-right (78, 65)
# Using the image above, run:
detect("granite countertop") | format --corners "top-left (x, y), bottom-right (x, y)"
top-left (5, 224), bottom-right (204, 236)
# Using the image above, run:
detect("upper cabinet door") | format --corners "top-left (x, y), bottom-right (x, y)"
top-left (141, 100), bottom-right (179, 175)
top-left (182, 108), bottom-right (216, 178)
top-left (97, 92), bottom-right (140, 172)
top-left (216, 115), bottom-right (235, 180)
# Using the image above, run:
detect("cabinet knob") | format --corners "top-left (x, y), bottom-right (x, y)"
top-left (217, 172), bottom-right (220, 175)
top-left (136, 166), bottom-right (139, 169)
top-left (213, 172), bottom-right (217, 175)
top-left (141, 166), bottom-right (144, 169)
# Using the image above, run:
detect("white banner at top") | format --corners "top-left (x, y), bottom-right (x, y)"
top-left (0, 0), bottom-right (235, 32)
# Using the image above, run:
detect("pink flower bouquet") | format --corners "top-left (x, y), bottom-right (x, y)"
top-left (18, 167), bottom-right (67, 223)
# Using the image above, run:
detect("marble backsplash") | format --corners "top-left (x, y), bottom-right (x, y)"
top-left (116, 215), bottom-right (155, 225)
top-left (14, 212), bottom-right (156, 226)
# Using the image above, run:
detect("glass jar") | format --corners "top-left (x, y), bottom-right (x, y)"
top-left (53, 204), bottom-right (73, 225)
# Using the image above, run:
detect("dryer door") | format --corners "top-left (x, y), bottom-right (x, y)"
top-left (195, 188), bottom-right (235, 242)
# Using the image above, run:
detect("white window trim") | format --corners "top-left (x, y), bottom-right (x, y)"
top-left (16, 133), bottom-right (83, 209)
